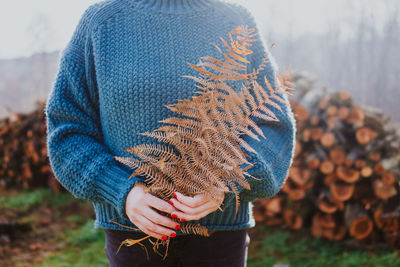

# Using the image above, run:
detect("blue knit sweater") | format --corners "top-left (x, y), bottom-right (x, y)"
top-left (45, 0), bottom-right (296, 234)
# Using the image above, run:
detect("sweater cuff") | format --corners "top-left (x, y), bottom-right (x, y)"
top-left (94, 163), bottom-right (145, 219)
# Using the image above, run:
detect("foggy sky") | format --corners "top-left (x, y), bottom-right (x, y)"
top-left (0, 0), bottom-right (395, 59)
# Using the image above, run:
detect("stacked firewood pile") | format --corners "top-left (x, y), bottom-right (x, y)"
top-left (0, 100), bottom-right (60, 192)
top-left (253, 72), bottom-right (400, 249)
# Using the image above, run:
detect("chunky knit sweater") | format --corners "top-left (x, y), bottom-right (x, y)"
top-left (45, 0), bottom-right (296, 234)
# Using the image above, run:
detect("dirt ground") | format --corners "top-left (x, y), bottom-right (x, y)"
top-left (0, 193), bottom-right (94, 267)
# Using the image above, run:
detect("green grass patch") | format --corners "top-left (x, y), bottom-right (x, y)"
top-left (35, 220), bottom-right (108, 267)
top-left (247, 226), bottom-right (400, 267)
top-left (0, 188), bottom-right (74, 211)
top-left (66, 215), bottom-right (83, 223)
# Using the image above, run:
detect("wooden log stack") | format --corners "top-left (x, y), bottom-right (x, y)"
top-left (0, 100), bottom-right (60, 192)
top-left (253, 72), bottom-right (400, 249)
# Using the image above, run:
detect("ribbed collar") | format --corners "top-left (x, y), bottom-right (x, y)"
top-left (131, 0), bottom-right (216, 14)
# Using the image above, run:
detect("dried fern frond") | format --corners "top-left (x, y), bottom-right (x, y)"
top-left (110, 24), bottom-right (294, 258)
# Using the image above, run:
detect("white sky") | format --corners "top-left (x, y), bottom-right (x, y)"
top-left (0, 0), bottom-right (394, 59)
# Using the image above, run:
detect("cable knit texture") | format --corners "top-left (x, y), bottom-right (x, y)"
top-left (45, 0), bottom-right (296, 234)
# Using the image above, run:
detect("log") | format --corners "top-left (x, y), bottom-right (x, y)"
top-left (264, 197), bottom-right (283, 217)
top-left (330, 180), bottom-right (355, 202)
top-left (326, 105), bottom-right (338, 116)
top-left (310, 115), bottom-right (320, 125)
top-left (336, 165), bottom-right (360, 183)
top-left (293, 104), bottom-right (309, 121)
top-left (356, 127), bottom-right (378, 145)
top-left (311, 127), bottom-right (324, 141)
top-left (346, 107), bottom-right (365, 127)
top-left (373, 209), bottom-right (399, 232)
top-left (307, 157), bottom-right (320, 169)
top-left (326, 116), bottom-right (339, 129)
top-left (294, 140), bottom-right (302, 157)
top-left (289, 166), bottom-right (312, 187)
top-left (337, 106), bottom-right (350, 120)
top-left (281, 181), bottom-right (306, 200)
top-left (315, 212), bottom-right (336, 229)
top-left (283, 209), bottom-right (303, 230)
top-left (382, 172), bottom-right (396, 185)
top-left (301, 129), bottom-right (311, 142)
top-left (318, 96), bottom-right (330, 110)
top-left (337, 90), bottom-right (351, 101)
top-left (320, 160), bottom-right (335, 175)
top-left (320, 132), bottom-right (336, 147)
top-left (354, 159), bottom-right (367, 169)
top-left (329, 148), bottom-right (345, 165)
top-left (344, 203), bottom-right (374, 240)
top-left (318, 191), bottom-right (339, 214)
top-left (369, 151), bottom-right (381, 162)
top-left (372, 180), bottom-right (397, 200)
top-left (360, 166), bottom-right (373, 178)
top-left (373, 163), bottom-right (385, 175)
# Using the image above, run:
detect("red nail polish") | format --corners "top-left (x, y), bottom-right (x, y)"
top-left (171, 213), bottom-right (178, 218)
top-left (169, 200), bottom-right (174, 206)
top-left (161, 236), bottom-right (167, 240)
top-left (175, 225), bottom-right (181, 230)
top-left (170, 233), bottom-right (176, 237)
top-left (173, 193), bottom-right (177, 198)
top-left (180, 218), bottom-right (186, 222)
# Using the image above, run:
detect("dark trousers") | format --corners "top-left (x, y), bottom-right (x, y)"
top-left (104, 228), bottom-right (250, 267)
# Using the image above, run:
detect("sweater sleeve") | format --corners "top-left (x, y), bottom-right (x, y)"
top-left (222, 5), bottom-right (297, 206)
top-left (44, 5), bottom-right (145, 220)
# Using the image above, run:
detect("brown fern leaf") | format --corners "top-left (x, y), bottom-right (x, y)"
top-left (180, 224), bottom-right (210, 237)
top-left (117, 24), bottom-right (294, 241)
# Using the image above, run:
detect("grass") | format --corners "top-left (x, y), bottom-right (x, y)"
top-left (0, 188), bottom-right (74, 211)
top-left (34, 219), bottom-right (108, 267)
top-left (3, 189), bottom-right (399, 266)
top-left (36, 222), bottom-right (400, 267)
top-left (247, 226), bottom-right (400, 267)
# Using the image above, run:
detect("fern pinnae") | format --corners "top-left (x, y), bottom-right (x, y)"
top-left (200, 56), bottom-right (244, 71)
top-left (225, 179), bottom-right (240, 217)
top-left (113, 156), bottom-right (141, 170)
top-left (180, 224), bottom-right (210, 237)
top-left (252, 110), bottom-right (280, 123)
top-left (233, 134), bottom-right (258, 155)
top-left (159, 117), bottom-right (201, 132)
top-left (155, 125), bottom-right (200, 142)
top-left (197, 60), bottom-right (245, 77)
top-left (270, 92), bottom-right (287, 105)
top-left (229, 33), bottom-right (253, 56)
top-left (219, 36), bottom-right (250, 64)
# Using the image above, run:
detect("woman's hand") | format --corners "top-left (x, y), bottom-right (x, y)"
top-left (125, 183), bottom-right (181, 240)
top-left (169, 189), bottom-right (225, 221)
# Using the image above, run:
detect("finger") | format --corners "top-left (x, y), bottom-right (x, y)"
top-left (170, 198), bottom-right (215, 215)
top-left (173, 192), bottom-right (208, 208)
top-left (126, 214), bottom-right (164, 240)
top-left (134, 221), bottom-right (164, 240)
top-left (172, 207), bottom-right (216, 221)
top-left (139, 213), bottom-right (177, 238)
top-left (144, 193), bottom-right (178, 214)
top-left (142, 206), bottom-right (180, 230)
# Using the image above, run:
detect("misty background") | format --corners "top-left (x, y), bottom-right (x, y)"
top-left (1, 0), bottom-right (399, 122)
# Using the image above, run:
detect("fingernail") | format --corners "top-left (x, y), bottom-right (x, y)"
top-left (170, 233), bottom-right (176, 237)
top-left (161, 236), bottom-right (167, 240)
top-left (171, 213), bottom-right (178, 218)
top-left (173, 192), bottom-right (178, 198)
top-left (175, 225), bottom-right (181, 230)
top-left (169, 200), bottom-right (174, 206)
top-left (180, 218), bottom-right (186, 222)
